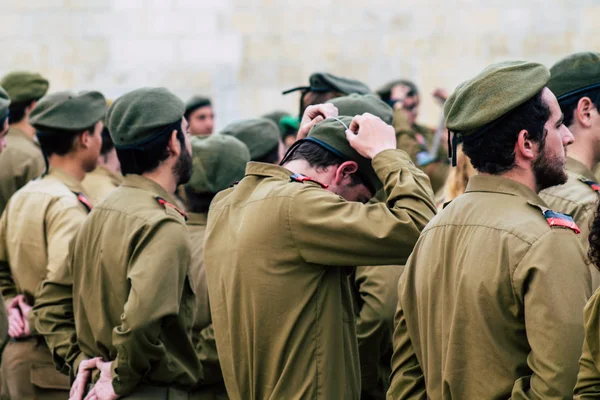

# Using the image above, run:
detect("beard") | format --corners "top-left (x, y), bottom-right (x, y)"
top-left (174, 146), bottom-right (193, 186)
top-left (533, 144), bottom-right (568, 192)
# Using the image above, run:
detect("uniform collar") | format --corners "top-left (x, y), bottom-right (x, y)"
top-left (245, 162), bottom-right (294, 181)
top-left (566, 157), bottom-right (596, 182)
top-left (7, 126), bottom-right (39, 146)
top-left (187, 212), bottom-right (208, 226)
top-left (465, 174), bottom-right (547, 207)
top-left (47, 166), bottom-right (86, 194)
top-left (121, 174), bottom-right (180, 206)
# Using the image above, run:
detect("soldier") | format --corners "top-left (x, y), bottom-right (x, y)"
top-left (220, 118), bottom-right (283, 164)
top-left (262, 110), bottom-right (299, 150)
top-left (377, 80), bottom-right (449, 194)
top-left (0, 91), bottom-right (106, 400)
top-left (387, 61), bottom-right (592, 399)
top-left (34, 87), bottom-right (200, 400)
top-left (0, 71), bottom-right (49, 215)
top-left (204, 103), bottom-right (436, 399)
top-left (283, 72), bottom-right (370, 118)
top-left (185, 96), bottom-right (214, 136)
top-left (540, 52), bottom-right (600, 289)
top-left (184, 134), bottom-right (250, 399)
top-left (81, 126), bottom-right (123, 205)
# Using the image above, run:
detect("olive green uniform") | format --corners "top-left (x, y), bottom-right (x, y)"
top-left (0, 167), bottom-right (90, 399)
top-left (351, 265), bottom-right (404, 400)
top-left (540, 157), bottom-right (600, 288)
top-left (34, 175), bottom-right (201, 398)
top-left (393, 108), bottom-right (449, 193)
top-left (574, 289), bottom-right (600, 398)
top-left (0, 127), bottom-right (45, 215)
top-left (187, 212), bottom-right (227, 399)
top-left (205, 149), bottom-right (436, 400)
top-left (388, 175), bottom-right (591, 399)
top-left (81, 165), bottom-right (123, 205)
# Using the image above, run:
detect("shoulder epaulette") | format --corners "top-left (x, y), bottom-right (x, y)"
top-left (74, 192), bottom-right (92, 212)
top-left (155, 196), bottom-right (187, 221)
top-left (290, 173), bottom-right (328, 189)
top-left (579, 176), bottom-right (600, 194)
top-left (543, 209), bottom-right (581, 234)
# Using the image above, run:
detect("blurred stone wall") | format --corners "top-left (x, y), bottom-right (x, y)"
top-left (0, 0), bottom-right (595, 129)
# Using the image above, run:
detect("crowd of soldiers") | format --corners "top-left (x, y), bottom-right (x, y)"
top-left (0, 50), bottom-right (599, 400)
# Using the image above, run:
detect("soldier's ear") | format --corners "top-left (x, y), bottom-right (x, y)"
top-left (166, 129), bottom-right (181, 157)
top-left (575, 97), bottom-right (594, 128)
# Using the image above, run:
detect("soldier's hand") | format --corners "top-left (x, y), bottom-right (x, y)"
top-left (17, 296), bottom-right (32, 337)
top-left (7, 295), bottom-right (25, 338)
top-left (82, 360), bottom-right (118, 400)
top-left (296, 104), bottom-right (338, 141)
top-left (390, 84), bottom-right (412, 110)
top-left (69, 357), bottom-right (101, 400)
top-left (346, 113), bottom-right (396, 159)
top-left (433, 88), bottom-right (449, 104)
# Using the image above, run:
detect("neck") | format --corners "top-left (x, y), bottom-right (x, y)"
top-left (10, 120), bottom-right (36, 139)
top-left (48, 156), bottom-right (87, 181)
top-left (492, 167), bottom-right (538, 193)
top-left (142, 166), bottom-right (177, 195)
top-left (565, 126), bottom-right (598, 170)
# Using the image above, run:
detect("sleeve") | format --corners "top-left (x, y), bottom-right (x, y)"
top-left (387, 272), bottom-right (427, 399)
top-left (33, 240), bottom-right (83, 377)
top-left (354, 265), bottom-right (404, 397)
top-left (110, 218), bottom-right (192, 396)
top-left (289, 149), bottom-right (436, 267)
top-left (574, 290), bottom-right (600, 399)
top-left (0, 208), bottom-right (17, 302)
top-left (511, 229), bottom-right (592, 399)
top-left (194, 325), bottom-right (225, 385)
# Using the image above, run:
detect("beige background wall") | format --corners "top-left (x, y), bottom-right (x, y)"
top-left (0, 0), bottom-right (595, 129)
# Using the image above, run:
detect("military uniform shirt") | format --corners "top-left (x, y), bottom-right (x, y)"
top-left (541, 157), bottom-right (600, 289)
top-left (388, 175), bottom-right (591, 400)
top-left (33, 175), bottom-right (200, 396)
top-left (574, 288), bottom-right (600, 398)
top-left (81, 165), bottom-right (123, 205)
top-left (205, 149), bottom-right (436, 400)
top-left (0, 127), bottom-right (45, 215)
top-left (0, 167), bottom-right (89, 306)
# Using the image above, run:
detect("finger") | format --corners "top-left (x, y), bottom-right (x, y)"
top-left (319, 104), bottom-right (338, 118)
top-left (311, 115), bottom-right (324, 126)
top-left (345, 129), bottom-right (356, 144)
top-left (348, 117), bottom-right (362, 133)
top-left (83, 387), bottom-right (96, 400)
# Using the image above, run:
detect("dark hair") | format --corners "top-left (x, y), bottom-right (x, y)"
top-left (184, 188), bottom-right (216, 214)
top-left (184, 102), bottom-right (212, 121)
top-left (299, 91), bottom-right (344, 118)
top-left (36, 124), bottom-right (95, 157)
top-left (283, 140), bottom-right (364, 186)
top-left (462, 91), bottom-right (550, 174)
top-left (560, 88), bottom-right (600, 127)
top-left (100, 127), bottom-right (114, 156)
top-left (589, 203), bottom-right (600, 270)
top-left (8, 99), bottom-right (39, 124)
top-left (117, 120), bottom-right (185, 175)
top-left (255, 143), bottom-right (280, 164)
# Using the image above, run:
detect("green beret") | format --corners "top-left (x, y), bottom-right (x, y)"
top-left (375, 79), bottom-right (419, 99)
top-left (548, 52), bottom-right (600, 102)
top-left (185, 135), bottom-right (250, 194)
top-left (220, 118), bottom-right (280, 161)
top-left (283, 72), bottom-right (370, 96)
top-left (0, 87), bottom-right (10, 120)
top-left (0, 71), bottom-right (49, 103)
top-left (327, 94), bottom-right (393, 125)
top-left (184, 95), bottom-right (211, 117)
top-left (29, 91), bottom-right (106, 132)
top-left (444, 61), bottom-right (550, 136)
top-left (107, 87), bottom-right (184, 148)
top-left (305, 116), bottom-right (381, 193)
